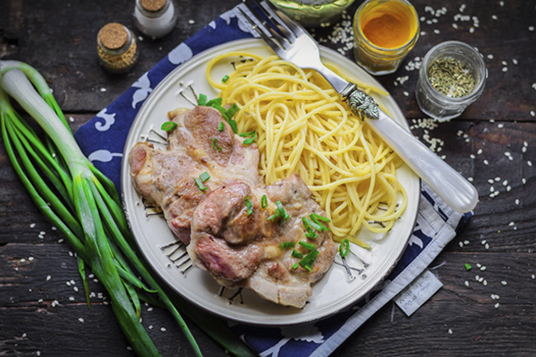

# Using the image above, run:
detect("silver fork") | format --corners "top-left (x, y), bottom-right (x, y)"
top-left (236, 1), bottom-right (478, 213)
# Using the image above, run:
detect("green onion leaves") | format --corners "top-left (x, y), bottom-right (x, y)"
top-left (267, 200), bottom-right (290, 222)
top-left (339, 239), bottom-right (350, 258)
top-left (299, 250), bottom-right (319, 272)
top-left (240, 130), bottom-right (257, 145)
top-left (211, 138), bottom-right (222, 152)
top-left (279, 241), bottom-right (295, 249)
top-left (197, 94), bottom-right (240, 133)
top-left (197, 93), bottom-right (207, 106)
top-left (291, 250), bottom-right (304, 258)
top-left (244, 196), bottom-right (253, 216)
top-left (161, 121), bottom-right (177, 132)
top-left (261, 194), bottom-right (268, 209)
top-left (221, 75), bottom-right (230, 83)
top-left (217, 121), bottom-right (224, 132)
top-left (299, 241), bottom-right (316, 251)
top-left (302, 212), bottom-right (330, 240)
top-left (194, 172), bottom-right (210, 192)
top-left (464, 263), bottom-right (472, 271)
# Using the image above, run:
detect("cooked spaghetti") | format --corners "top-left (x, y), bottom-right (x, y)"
top-left (205, 52), bottom-right (407, 245)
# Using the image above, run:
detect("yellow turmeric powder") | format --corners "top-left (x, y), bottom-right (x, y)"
top-left (359, 0), bottom-right (418, 49)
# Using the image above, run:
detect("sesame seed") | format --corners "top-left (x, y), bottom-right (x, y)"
top-left (46, 275), bottom-right (51, 281)
top-left (491, 15), bottom-right (498, 20)
top-left (502, 67), bottom-right (508, 72)
top-left (501, 280), bottom-right (507, 285)
top-left (494, 302), bottom-right (500, 308)
top-left (515, 199), bottom-right (520, 205)
top-left (448, 328), bottom-right (453, 334)
top-left (529, 26), bottom-right (535, 32)
top-left (464, 280), bottom-right (470, 287)
top-left (78, 317), bottom-right (84, 323)
top-left (68, 296), bottom-right (75, 301)
top-left (160, 327), bottom-right (167, 332)
top-left (30, 223), bottom-right (36, 228)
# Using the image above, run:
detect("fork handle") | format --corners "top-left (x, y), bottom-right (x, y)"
top-left (364, 107), bottom-right (478, 213)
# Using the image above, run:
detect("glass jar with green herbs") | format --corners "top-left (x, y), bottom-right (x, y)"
top-left (416, 41), bottom-right (487, 121)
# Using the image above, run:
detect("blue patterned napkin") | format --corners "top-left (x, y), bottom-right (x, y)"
top-left (75, 7), bottom-right (472, 357)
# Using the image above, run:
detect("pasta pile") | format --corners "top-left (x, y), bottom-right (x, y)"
top-left (206, 52), bottom-right (407, 244)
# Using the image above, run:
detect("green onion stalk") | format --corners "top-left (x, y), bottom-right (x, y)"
top-left (0, 61), bottom-right (254, 357)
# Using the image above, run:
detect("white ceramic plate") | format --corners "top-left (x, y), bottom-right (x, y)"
top-left (121, 38), bottom-right (419, 325)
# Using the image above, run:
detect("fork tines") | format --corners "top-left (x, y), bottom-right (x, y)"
top-left (237, 1), bottom-right (303, 54)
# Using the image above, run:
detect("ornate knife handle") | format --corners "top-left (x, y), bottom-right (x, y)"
top-left (341, 84), bottom-right (380, 120)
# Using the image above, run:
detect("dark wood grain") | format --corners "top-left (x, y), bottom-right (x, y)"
top-left (1, 0), bottom-right (536, 356)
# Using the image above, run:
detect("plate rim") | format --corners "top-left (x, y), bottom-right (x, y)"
top-left (121, 38), bottom-right (420, 325)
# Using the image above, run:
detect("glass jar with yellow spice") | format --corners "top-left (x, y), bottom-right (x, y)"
top-left (353, 0), bottom-right (419, 75)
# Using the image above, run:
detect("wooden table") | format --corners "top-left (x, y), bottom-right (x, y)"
top-left (1, 0), bottom-right (535, 356)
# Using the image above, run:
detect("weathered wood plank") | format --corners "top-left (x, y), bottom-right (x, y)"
top-left (0, 304), bottom-right (226, 357)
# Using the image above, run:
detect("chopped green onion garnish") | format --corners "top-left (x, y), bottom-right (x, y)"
top-left (305, 228), bottom-right (318, 239)
top-left (279, 241), bottom-right (295, 249)
top-left (339, 239), bottom-right (350, 258)
top-left (206, 98), bottom-right (223, 107)
top-left (211, 138), bottom-right (222, 152)
top-left (311, 212), bottom-right (330, 223)
top-left (291, 263), bottom-right (299, 270)
top-left (241, 131), bottom-right (257, 145)
top-left (243, 137), bottom-right (256, 145)
top-left (302, 216), bottom-right (322, 232)
top-left (239, 131), bottom-right (256, 137)
top-left (161, 121), bottom-right (177, 132)
top-left (276, 201), bottom-right (290, 220)
top-left (221, 75), bottom-right (230, 83)
top-left (464, 263), bottom-right (472, 271)
top-left (197, 93), bottom-right (207, 106)
top-left (227, 118), bottom-right (238, 133)
top-left (217, 121), bottom-right (224, 132)
top-left (299, 241), bottom-right (316, 251)
top-left (267, 200), bottom-right (289, 222)
top-left (291, 250), bottom-right (304, 258)
top-left (244, 196), bottom-right (253, 216)
top-left (261, 194), bottom-right (268, 209)
top-left (226, 103), bottom-right (240, 118)
top-left (194, 177), bottom-right (207, 192)
top-left (199, 172), bottom-right (210, 182)
top-left (267, 213), bottom-right (279, 221)
top-left (299, 250), bottom-right (319, 272)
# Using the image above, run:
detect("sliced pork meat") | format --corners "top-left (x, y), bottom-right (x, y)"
top-left (189, 174), bottom-right (337, 308)
top-left (129, 106), bottom-right (336, 308)
top-left (128, 106), bottom-right (259, 244)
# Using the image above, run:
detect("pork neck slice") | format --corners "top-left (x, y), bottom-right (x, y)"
top-left (129, 106), bottom-right (336, 308)
top-left (128, 106), bottom-right (259, 244)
